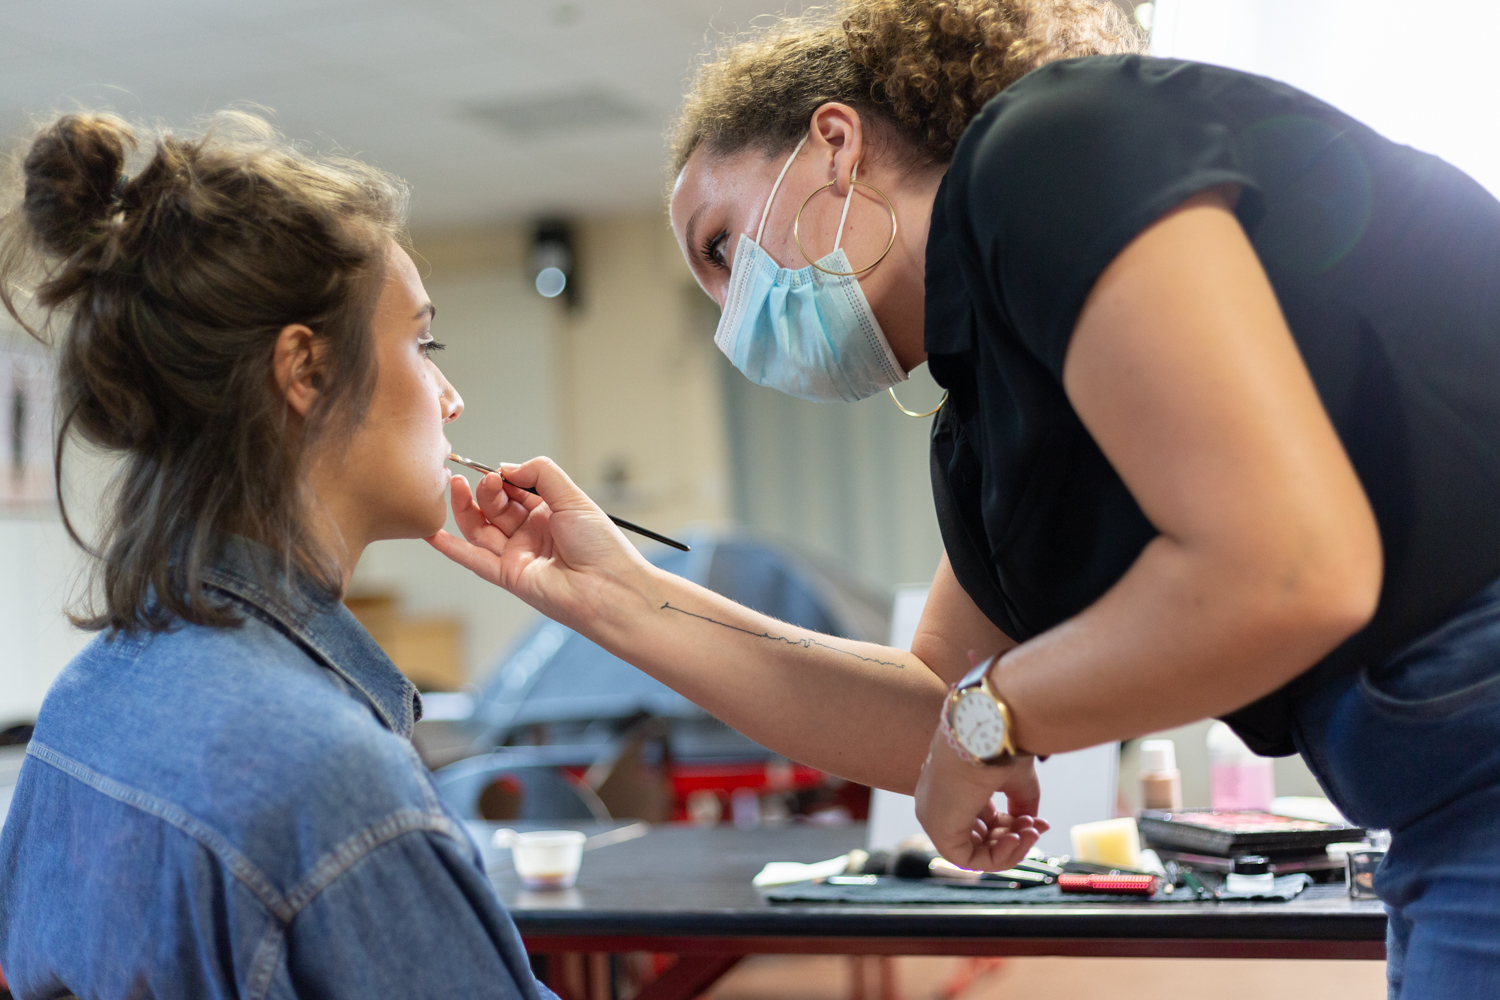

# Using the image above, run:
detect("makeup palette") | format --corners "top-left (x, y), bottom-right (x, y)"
top-left (1138, 809), bottom-right (1366, 858)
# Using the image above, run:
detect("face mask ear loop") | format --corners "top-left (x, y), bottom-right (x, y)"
top-left (755, 135), bottom-right (809, 245)
top-left (833, 161), bottom-right (858, 252)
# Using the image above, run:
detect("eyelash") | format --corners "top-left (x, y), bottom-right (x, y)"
top-left (699, 229), bottom-right (729, 271)
top-left (420, 340), bottom-right (446, 356)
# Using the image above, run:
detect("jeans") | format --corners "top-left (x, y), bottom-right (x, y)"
top-left (1294, 575), bottom-right (1500, 999)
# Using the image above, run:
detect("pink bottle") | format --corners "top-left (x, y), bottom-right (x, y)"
top-left (1206, 722), bottom-right (1275, 811)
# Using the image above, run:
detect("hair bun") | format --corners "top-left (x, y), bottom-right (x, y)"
top-left (22, 113), bottom-right (135, 257)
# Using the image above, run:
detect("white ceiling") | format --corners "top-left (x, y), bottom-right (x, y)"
top-left (1, 0), bottom-right (806, 230)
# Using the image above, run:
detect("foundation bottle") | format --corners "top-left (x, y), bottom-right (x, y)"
top-left (1207, 721), bottom-right (1275, 812)
top-left (1139, 739), bottom-right (1184, 812)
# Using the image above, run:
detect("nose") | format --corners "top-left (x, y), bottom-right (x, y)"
top-left (439, 371), bottom-right (463, 424)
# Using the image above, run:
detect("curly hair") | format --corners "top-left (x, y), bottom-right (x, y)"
top-left (0, 111), bottom-right (409, 632)
top-left (669, 0), bottom-right (1144, 173)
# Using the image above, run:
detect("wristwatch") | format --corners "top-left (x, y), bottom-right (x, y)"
top-left (944, 655), bottom-right (1028, 765)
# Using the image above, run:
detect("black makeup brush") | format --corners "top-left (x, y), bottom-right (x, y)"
top-left (880, 849), bottom-right (1051, 887)
top-left (447, 453), bottom-right (690, 552)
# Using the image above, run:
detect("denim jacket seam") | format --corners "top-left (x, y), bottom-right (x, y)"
top-left (404, 742), bottom-right (446, 815)
top-left (245, 918), bottom-right (285, 1000)
top-left (26, 741), bottom-right (294, 922)
top-left (202, 571), bottom-right (413, 737)
top-left (101, 630), bottom-right (152, 665)
top-left (282, 807), bottom-right (469, 916)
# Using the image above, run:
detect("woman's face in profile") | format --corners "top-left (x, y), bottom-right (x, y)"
top-left (329, 245), bottom-right (463, 543)
top-left (671, 142), bottom-right (912, 337)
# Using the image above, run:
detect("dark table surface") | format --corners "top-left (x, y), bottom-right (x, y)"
top-left (472, 821), bottom-right (1387, 952)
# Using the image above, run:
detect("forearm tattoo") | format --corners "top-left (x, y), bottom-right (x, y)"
top-left (660, 602), bottom-right (903, 668)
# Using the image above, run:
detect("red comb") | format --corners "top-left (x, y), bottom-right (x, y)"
top-left (1058, 873), bottom-right (1158, 896)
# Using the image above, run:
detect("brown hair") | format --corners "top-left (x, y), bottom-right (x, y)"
top-left (670, 0), bottom-right (1144, 173)
top-left (0, 111), bottom-right (410, 632)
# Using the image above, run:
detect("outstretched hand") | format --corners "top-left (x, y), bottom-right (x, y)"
top-left (425, 457), bottom-right (653, 630)
top-left (912, 653), bottom-right (1044, 869)
top-left (914, 716), bottom-right (1049, 872)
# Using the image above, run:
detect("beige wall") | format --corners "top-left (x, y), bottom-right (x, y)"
top-left (0, 517), bottom-right (93, 722)
top-left (721, 357), bottom-right (948, 592)
top-left (0, 430), bottom-right (117, 723)
top-left (552, 214), bottom-right (731, 533)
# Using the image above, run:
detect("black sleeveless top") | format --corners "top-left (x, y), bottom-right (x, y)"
top-left (924, 55), bottom-right (1500, 754)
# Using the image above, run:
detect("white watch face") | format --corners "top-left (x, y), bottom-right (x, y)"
top-left (950, 689), bottom-right (1008, 760)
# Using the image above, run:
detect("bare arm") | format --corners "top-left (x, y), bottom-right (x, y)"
top-left (911, 553), bottom-right (1017, 686)
top-left (428, 469), bottom-right (1004, 794)
top-left (911, 187), bottom-right (1383, 870)
top-left (998, 189), bottom-right (1383, 754)
top-left (600, 560), bottom-right (943, 794)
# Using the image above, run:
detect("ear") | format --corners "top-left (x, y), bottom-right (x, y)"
top-left (272, 323), bottom-right (324, 418)
top-left (808, 103), bottom-right (864, 197)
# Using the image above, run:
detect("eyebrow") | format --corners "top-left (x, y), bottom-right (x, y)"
top-left (415, 303), bottom-right (436, 321)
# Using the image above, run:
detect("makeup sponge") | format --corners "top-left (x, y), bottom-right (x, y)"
top-left (1069, 817), bottom-right (1142, 870)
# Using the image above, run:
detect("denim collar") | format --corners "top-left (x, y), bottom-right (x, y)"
top-left (198, 536), bottom-right (421, 737)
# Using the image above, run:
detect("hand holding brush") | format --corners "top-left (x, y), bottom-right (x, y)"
top-left (447, 453), bottom-right (689, 551)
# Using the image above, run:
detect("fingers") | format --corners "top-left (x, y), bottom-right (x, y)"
top-left (424, 530), bottom-right (504, 585)
top-left (914, 727), bottom-right (1055, 873)
top-left (475, 472), bottom-right (544, 516)
top-left (474, 473), bottom-right (538, 535)
top-left (448, 475), bottom-right (513, 552)
top-left (967, 811), bottom-right (1040, 868)
top-left (990, 826), bottom-right (1040, 870)
top-left (450, 475), bottom-right (489, 537)
top-left (1003, 760), bottom-right (1043, 821)
top-left (974, 809), bottom-right (1038, 842)
top-left (943, 800), bottom-right (1050, 873)
top-left (499, 456), bottom-right (595, 512)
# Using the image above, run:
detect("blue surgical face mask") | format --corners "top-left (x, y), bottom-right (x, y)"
top-left (713, 137), bottom-right (908, 403)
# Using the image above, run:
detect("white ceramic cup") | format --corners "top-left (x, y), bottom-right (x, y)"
top-left (494, 829), bottom-right (586, 890)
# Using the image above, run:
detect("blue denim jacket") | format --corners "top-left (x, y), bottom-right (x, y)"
top-left (0, 538), bottom-right (553, 1000)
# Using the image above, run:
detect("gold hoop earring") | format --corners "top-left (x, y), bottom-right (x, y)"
top-left (793, 180), bottom-right (898, 276)
top-left (887, 387), bottom-right (947, 418)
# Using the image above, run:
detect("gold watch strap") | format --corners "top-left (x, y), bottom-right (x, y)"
top-left (979, 673), bottom-right (1026, 761)
top-left (950, 656), bottom-right (1036, 765)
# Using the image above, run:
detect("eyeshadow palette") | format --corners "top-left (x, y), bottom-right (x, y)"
top-left (1138, 809), bottom-right (1366, 858)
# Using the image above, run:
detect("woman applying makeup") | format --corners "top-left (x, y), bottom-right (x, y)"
top-left (0, 113), bottom-right (551, 999)
top-left (432, 2), bottom-right (1500, 995)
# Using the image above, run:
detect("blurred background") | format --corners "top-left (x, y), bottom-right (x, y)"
top-left (9, 1), bottom-right (1494, 993)
top-left (0, 0), bottom-right (951, 724)
top-left (2, 0), bottom-right (1498, 815)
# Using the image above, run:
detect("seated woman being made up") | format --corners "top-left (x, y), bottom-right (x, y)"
top-left (0, 114), bottom-right (552, 999)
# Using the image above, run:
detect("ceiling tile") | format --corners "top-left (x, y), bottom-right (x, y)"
top-left (375, 41), bottom-right (566, 105)
top-left (0, 0), bottom-right (816, 228)
top-left (277, 8), bottom-right (488, 64)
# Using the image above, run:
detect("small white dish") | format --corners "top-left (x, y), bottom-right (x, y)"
top-left (493, 829), bottom-right (587, 890)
